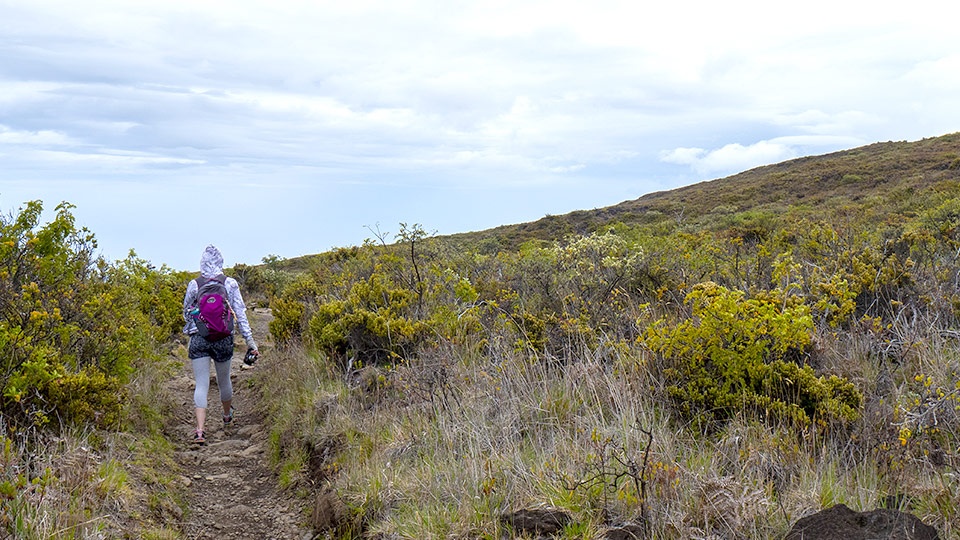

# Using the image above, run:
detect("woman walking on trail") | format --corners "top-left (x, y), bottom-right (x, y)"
top-left (183, 245), bottom-right (259, 444)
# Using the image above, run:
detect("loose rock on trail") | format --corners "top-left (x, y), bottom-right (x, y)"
top-left (167, 308), bottom-right (314, 540)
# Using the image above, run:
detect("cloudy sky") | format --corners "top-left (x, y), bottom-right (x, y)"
top-left (1, 1), bottom-right (958, 271)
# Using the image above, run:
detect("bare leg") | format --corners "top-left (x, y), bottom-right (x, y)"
top-left (196, 407), bottom-right (206, 432)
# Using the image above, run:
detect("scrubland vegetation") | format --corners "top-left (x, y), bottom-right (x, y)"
top-left (1, 201), bottom-right (188, 538)
top-left (254, 134), bottom-right (960, 538)
top-left (4, 133), bottom-right (960, 538)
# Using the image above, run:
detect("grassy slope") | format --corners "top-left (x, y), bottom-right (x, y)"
top-left (273, 133), bottom-right (960, 264)
top-left (273, 132), bottom-right (960, 264)
top-left (255, 133), bottom-right (960, 538)
top-left (446, 133), bottom-right (960, 249)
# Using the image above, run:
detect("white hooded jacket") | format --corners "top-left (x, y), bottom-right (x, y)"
top-left (182, 245), bottom-right (257, 350)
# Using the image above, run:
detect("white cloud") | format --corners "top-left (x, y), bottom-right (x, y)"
top-left (770, 110), bottom-right (883, 136)
top-left (702, 142), bottom-right (796, 175)
top-left (1, 0), bottom-right (959, 269)
top-left (660, 147), bottom-right (706, 166)
top-left (0, 125), bottom-right (76, 146)
top-left (661, 141), bottom-right (796, 177)
top-left (768, 135), bottom-right (865, 148)
top-left (904, 54), bottom-right (960, 92)
top-left (548, 163), bottom-right (585, 173)
top-left (32, 150), bottom-right (206, 167)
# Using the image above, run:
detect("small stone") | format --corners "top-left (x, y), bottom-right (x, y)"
top-left (241, 444), bottom-right (263, 457)
top-left (238, 425), bottom-right (261, 436)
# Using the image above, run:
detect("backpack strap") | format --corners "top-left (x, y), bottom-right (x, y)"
top-left (193, 274), bottom-right (227, 309)
top-left (195, 274), bottom-right (226, 288)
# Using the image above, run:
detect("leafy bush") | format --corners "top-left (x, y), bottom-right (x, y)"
top-left (269, 296), bottom-right (307, 345)
top-left (108, 252), bottom-right (190, 341)
top-left (643, 282), bottom-right (862, 427)
top-left (0, 201), bottom-right (179, 431)
top-left (307, 271), bottom-right (428, 366)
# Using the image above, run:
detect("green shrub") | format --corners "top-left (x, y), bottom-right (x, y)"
top-left (643, 282), bottom-right (862, 427)
top-left (0, 201), bottom-right (176, 431)
top-left (270, 297), bottom-right (307, 345)
top-left (43, 367), bottom-right (126, 429)
top-left (307, 272), bottom-right (428, 366)
top-left (109, 253), bottom-right (189, 341)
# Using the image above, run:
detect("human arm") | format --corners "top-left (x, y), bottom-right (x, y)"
top-left (225, 277), bottom-right (257, 351)
top-left (182, 278), bottom-right (199, 334)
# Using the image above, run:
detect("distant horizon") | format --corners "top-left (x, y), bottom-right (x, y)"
top-left (186, 131), bottom-right (960, 268)
top-left (2, 1), bottom-right (958, 271)
top-left (5, 130), bottom-right (956, 272)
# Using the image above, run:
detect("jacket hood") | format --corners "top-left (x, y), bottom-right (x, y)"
top-left (200, 245), bottom-right (224, 278)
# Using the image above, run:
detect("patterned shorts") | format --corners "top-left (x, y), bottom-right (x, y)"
top-left (188, 333), bottom-right (235, 363)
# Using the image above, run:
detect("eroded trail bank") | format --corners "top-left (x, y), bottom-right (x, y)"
top-left (167, 308), bottom-right (313, 540)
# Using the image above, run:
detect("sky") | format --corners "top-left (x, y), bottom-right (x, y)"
top-left (1, 1), bottom-right (959, 271)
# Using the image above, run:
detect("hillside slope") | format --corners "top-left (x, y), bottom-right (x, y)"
top-left (264, 133), bottom-right (960, 272)
top-left (449, 132), bottom-right (960, 250)
top-left (240, 132), bottom-right (960, 539)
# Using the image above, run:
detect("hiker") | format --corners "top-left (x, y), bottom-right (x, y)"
top-left (182, 244), bottom-right (259, 444)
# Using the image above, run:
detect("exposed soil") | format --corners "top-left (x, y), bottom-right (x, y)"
top-left (166, 308), bottom-right (314, 540)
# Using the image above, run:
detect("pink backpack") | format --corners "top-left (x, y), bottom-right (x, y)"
top-left (192, 274), bottom-right (234, 341)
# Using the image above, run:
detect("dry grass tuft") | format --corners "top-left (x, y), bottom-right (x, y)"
top-left (251, 325), bottom-right (960, 538)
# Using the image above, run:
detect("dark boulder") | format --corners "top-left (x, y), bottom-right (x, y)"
top-left (502, 506), bottom-right (571, 536)
top-left (605, 521), bottom-right (646, 539)
top-left (311, 489), bottom-right (350, 534)
top-left (784, 504), bottom-right (939, 540)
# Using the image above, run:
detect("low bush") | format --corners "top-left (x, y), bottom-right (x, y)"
top-left (644, 282), bottom-right (862, 428)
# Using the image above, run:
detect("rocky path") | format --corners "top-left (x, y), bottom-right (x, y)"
top-left (167, 309), bottom-right (313, 540)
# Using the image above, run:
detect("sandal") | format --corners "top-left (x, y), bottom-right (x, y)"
top-left (193, 429), bottom-right (206, 445)
top-left (223, 407), bottom-right (235, 425)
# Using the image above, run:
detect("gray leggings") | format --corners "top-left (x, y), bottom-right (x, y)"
top-left (192, 357), bottom-right (233, 409)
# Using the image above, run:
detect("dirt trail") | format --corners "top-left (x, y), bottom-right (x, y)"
top-left (167, 308), bottom-right (313, 540)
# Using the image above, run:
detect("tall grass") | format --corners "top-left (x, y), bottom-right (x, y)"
top-left (0, 350), bottom-right (185, 539)
top-left (255, 313), bottom-right (960, 539)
